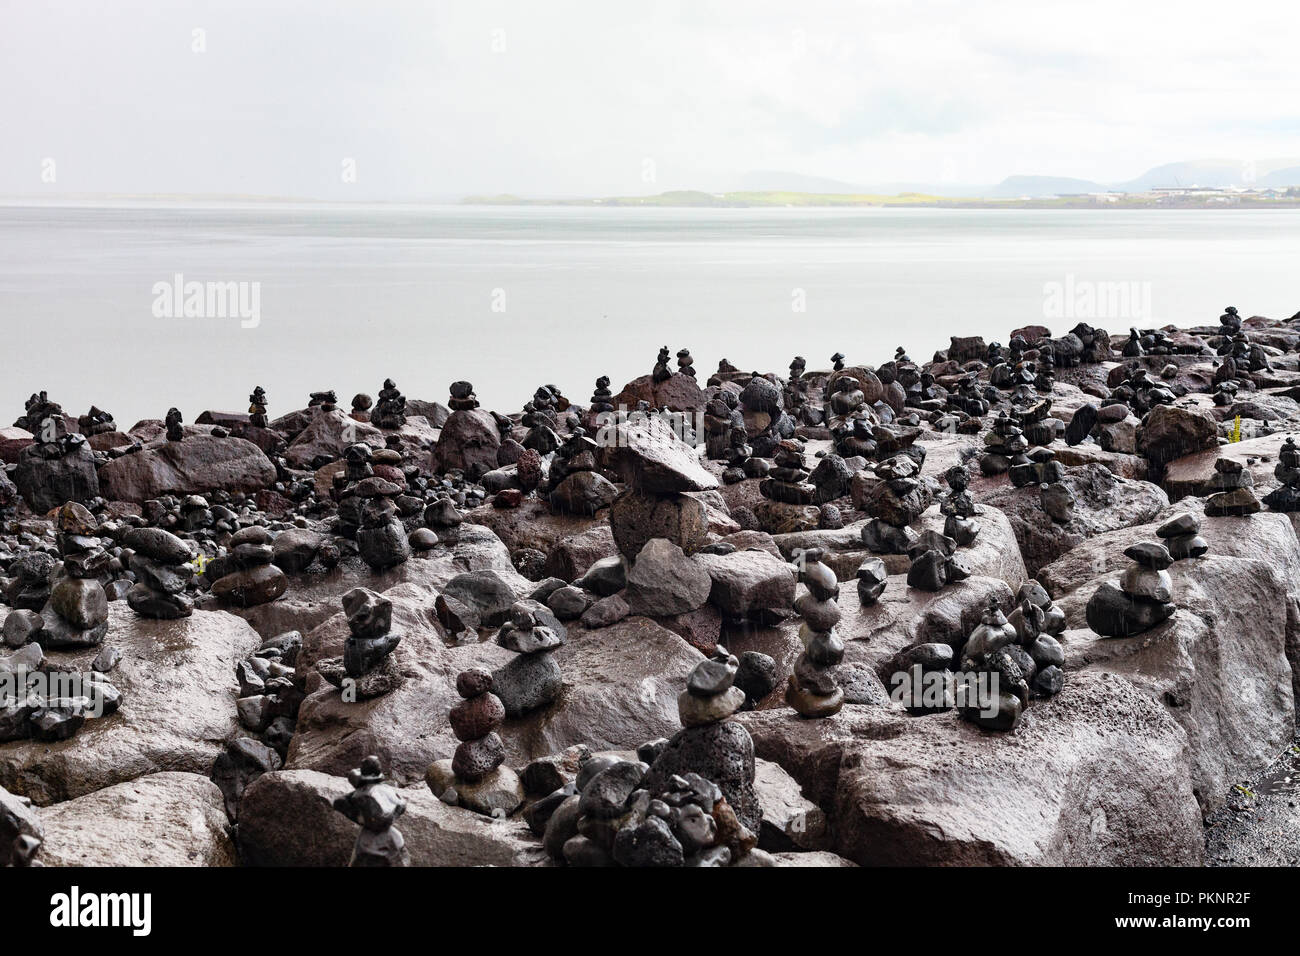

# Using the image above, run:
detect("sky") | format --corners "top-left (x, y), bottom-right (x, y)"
top-left (1, 0), bottom-right (1298, 199)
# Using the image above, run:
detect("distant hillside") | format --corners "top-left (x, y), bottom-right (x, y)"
top-left (1258, 166), bottom-right (1300, 188)
top-left (736, 170), bottom-right (867, 193)
top-left (988, 175), bottom-right (1107, 198)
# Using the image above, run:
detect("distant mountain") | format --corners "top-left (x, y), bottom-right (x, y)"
top-left (1116, 158), bottom-right (1300, 190)
top-left (1258, 166), bottom-right (1300, 188)
top-left (987, 175), bottom-right (1107, 198)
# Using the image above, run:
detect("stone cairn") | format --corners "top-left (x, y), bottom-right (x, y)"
top-left (831, 351), bottom-right (846, 372)
top-left (355, 472), bottom-right (411, 571)
top-left (760, 439), bottom-right (815, 506)
top-left (825, 374), bottom-right (867, 435)
top-left (492, 600), bottom-right (565, 718)
top-left (588, 375), bottom-right (615, 423)
top-left (679, 646), bottom-right (745, 727)
top-left (856, 556), bottom-right (887, 606)
top-left (1204, 458), bottom-right (1261, 516)
top-left (704, 390), bottom-right (740, 461)
top-left (787, 549), bottom-right (845, 718)
top-left (676, 348), bottom-right (696, 378)
top-left (652, 346), bottom-right (673, 384)
top-left (860, 454), bottom-right (927, 555)
top-left (1263, 437), bottom-right (1300, 512)
top-left (12, 392), bottom-right (98, 513)
top-left (448, 380), bottom-right (478, 411)
top-left (165, 407), bottom-right (184, 441)
top-left (955, 594), bottom-right (1065, 732)
top-left (334, 442), bottom-right (373, 536)
top-left (211, 526), bottom-right (288, 608)
top-left (906, 528), bottom-right (970, 593)
top-left (317, 587), bottom-right (403, 699)
top-left (427, 667), bottom-right (524, 817)
top-left (739, 374), bottom-right (784, 458)
top-left (940, 462), bottom-right (980, 545)
top-left (371, 378), bottom-right (406, 429)
top-left (1156, 512), bottom-right (1209, 559)
top-left (248, 386), bottom-right (269, 428)
top-left (546, 428), bottom-right (616, 515)
top-left (40, 503), bottom-right (111, 649)
top-left (979, 410), bottom-right (1027, 476)
top-left (1086, 541), bottom-right (1176, 637)
top-left (77, 405), bottom-right (115, 437)
top-left (331, 756), bottom-right (410, 867)
top-left (309, 389), bottom-right (338, 410)
top-left (124, 527), bottom-right (195, 619)
top-left (351, 392), bottom-right (372, 420)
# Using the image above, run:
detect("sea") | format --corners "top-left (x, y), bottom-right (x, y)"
top-left (2, 202), bottom-right (1298, 427)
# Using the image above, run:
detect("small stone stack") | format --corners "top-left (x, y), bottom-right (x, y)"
top-left (370, 378), bottom-right (406, 429)
top-left (957, 599), bottom-right (1031, 731)
top-left (1086, 541), bottom-right (1176, 637)
top-left (825, 375), bottom-right (866, 433)
top-left (589, 376), bottom-right (615, 420)
top-left (679, 647), bottom-right (745, 727)
top-left (40, 503), bottom-right (111, 648)
top-left (703, 390), bottom-right (742, 461)
top-left (448, 381), bottom-right (479, 410)
top-left (491, 600), bottom-right (565, 718)
top-left (836, 418), bottom-right (876, 459)
top-left (856, 556), bottom-right (887, 606)
top-left (1219, 305), bottom-right (1242, 336)
top-left (212, 527), bottom-right (288, 607)
top-left (979, 411), bottom-right (1028, 476)
top-left (676, 348), bottom-right (696, 378)
top-left (356, 475), bottom-right (412, 570)
top-left (546, 428), bottom-right (617, 515)
top-left (316, 587), bottom-right (403, 700)
top-left (1204, 458), bottom-right (1261, 516)
top-left (1263, 437), bottom-right (1300, 512)
top-left (77, 405), bottom-right (116, 437)
top-left (350, 393), bottom-right (373, 420)
top-left (427, 667), bottom-right (524, 817)
top-left (1156, 512), bottom-right (1210, 559)
top-left (248, 386), bottom-right (269, 428)
top-left (124, 527), bottom-right (195, 619)
top-left (940, 462), bottom-right (980, 545)
top-left (165, 408), bottom-right (184, 441)
top-left (308, 390), bottom-right (338, 409)
top-left (332, 756), bottom-right (410, 866)
top-left (759, 439), bottom-right (815, 505)
top-left (831, 352), bottom-right (846, 372)
top-left (652, 346), bottom-right (673, 384)
top-left (906, 529), bottom-right (970, 592)
top-left (739, 374), bottom-right (784, 458)
top-left (12, 392), bottom-right (99, 513)
top-left (786, 549), bottom-right (844, 718)
top-left (859, 455), bottom-right (927, 554)
top-left (721, 423), bottom-right (757, 484)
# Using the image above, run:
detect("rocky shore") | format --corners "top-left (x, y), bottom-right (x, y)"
top-left (3, 310), bottom-right (1300, 867)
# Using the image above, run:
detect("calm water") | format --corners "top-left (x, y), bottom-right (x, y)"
top-left (2, 202), bottom-right (1298, 427)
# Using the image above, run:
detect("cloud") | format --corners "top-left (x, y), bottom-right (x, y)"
top-left (0, 0), bottom-right (1296, 197)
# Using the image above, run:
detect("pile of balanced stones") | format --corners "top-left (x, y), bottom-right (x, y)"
top-left (248, 386), bottom-right (269, 428)
top-left (1156, 512), bottom-right (1209, 559)
top-left (1203, 458), bottom-right (1261, 516)
top-left (956, 592), bottom-right (1066, 731)
top-left (426, 666), bottom-right (524, 817)
top-left (939, 462), bottom-right (980, 545)
top-left (371, 378), bottom-right (406, 429)
top-left (124, 527), bottom-right (196, 619)
top-left (1264, 436), bottom-right (1300, 511)
top-left (210, 526), bottom-right (288, 607)
top-left (40, 503), bottom-right (111, 649)
top-left (1086, 540), bottom-right (1177, 637)
top-left (787, 549), bottom-right (844, 718)
top-left (491, 599), bottom-right (565, 717)
top-left (860, 454), bottom-right (928, 554)
top-left (316, 587), bottom-right (403, 699)
top-left (332, 756), bottom-right (410, 867)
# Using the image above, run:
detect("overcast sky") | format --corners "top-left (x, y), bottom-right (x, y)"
top-left (2, 0), bottom-right (1297, 199)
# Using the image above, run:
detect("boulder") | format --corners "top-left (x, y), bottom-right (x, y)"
top-left (37, 772), bottom-right (236, 866)
top-left (1138, 404), bottom-right (1218, 477)
top-left (625, 539), bottom-right (712, 616)
top-left (599, 415), bottom-right (717, 494)
top-left (0, 603), bottom-right (261, 805)
top-left (281, 407), bottom-right (384, 468)
top-left (237, 769), bottom-right (546, 866)
top-left (99, 435), bottom-right (275, 502)
top-left (432, 408), bottom-right (501, 479)
top-left (693, 548), bottom-right (796, 618)
top-left (13, 442), bottom-right (99, 511)
top-left (739, 672), bottom-right (1203, 865)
